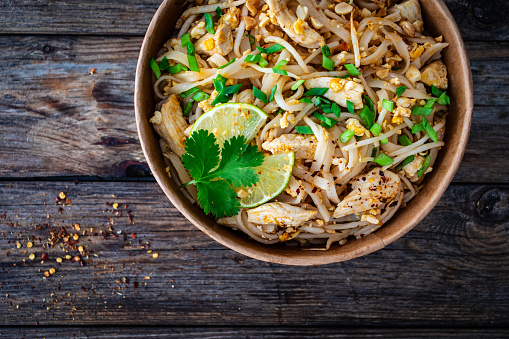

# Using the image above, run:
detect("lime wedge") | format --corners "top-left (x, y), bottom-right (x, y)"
top-left (239, 152), bottom-right (295, 208)
top-left (191, 103), bottom-right (268, 146)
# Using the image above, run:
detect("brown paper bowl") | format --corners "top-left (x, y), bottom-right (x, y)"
top-left (135, 0), bottom-right (473, 265)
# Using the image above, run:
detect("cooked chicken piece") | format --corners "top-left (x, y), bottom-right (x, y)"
top-left (236, 89), bottom-right (255, 104)
top-left (262, 134), bottom-right (317, 159)
top-left (420, 60), bottom-right (448, 90)
top-left (247, 202), bottom-right (317, 226)
top-left (194, 24), bottom-right (233, 56)
top-left (190, 21), bottom-right (207, 40)
top-left (246, 0), bottom-right (260, 15)
top-left (150, 94), bottom-right (188, 156)
top-left (399, 154), bottom-right (428, 182)
top-left (395, 0), bottom-right (422, 24)
top-left (333, 168), bottom-right (402, 218)
top-left (304, 77), bottom-right (365, 109)
top-left (265, 0), bottom-right (324, 48)
top-left (218, 6), bottom-right (241, 30)
top-left (243, 16), bottom-right (257, 30)
top-left (396, 96), bottom-right (417, 108)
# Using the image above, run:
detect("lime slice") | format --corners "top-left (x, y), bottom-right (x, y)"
top-left (239, 152), bottom-right (295, 208)
top-left (191, 103), bottom-right (268, 145)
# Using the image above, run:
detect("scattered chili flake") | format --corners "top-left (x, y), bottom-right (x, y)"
top-left (78, 246), bottom-right (84, 253)
top-left (133, 281), bottom-right (138, 289)
top-left (59, 192), bottom-right (66, 200)
top-left (90, 68), bottom-right (96, 75)
top-left (132, 233), bottom-right (136, 239)
top-left (42, 253), bottom-right (48, 261)
top-left (73, 234), bottom-right (79, 241)
top-left (144, 276), bottom-right (150, 280)
top-left (16, 242), bottom-right (21, 249)
top-left (44, 271), bottom-right (50, 277)
top-left (74, 256), bottom-right (81, 262)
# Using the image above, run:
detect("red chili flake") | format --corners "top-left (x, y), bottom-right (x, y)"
top-left (41, 253), bottom-right (48, 261)
top-left (338, 42), bottom-right (349, 52)
top-left (90, 68), bottom-right (96, 75)
top-left (132, 233), bottom-right (136, 239)
top-left (133, 281), bottom-right (138, 289)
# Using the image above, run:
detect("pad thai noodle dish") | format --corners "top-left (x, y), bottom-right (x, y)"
top-left (149, 0), bottom-right (450, 249)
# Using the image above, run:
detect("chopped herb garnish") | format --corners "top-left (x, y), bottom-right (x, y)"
top-left (424, 99), bottom-right (437, 108)
top-left (332, 102), bottom-right (341, 118)
top-left (245, 54), bottom-right (261, 63)
top-left (211, 84), bottom-right (242, 105)
top-left (411, 121), bottom-right (425, 134)
top-left (300, 97), bottom-right (313, 104)
top-left (417, 154), bottom-right (431, 177)
top-left (150, 58), bottom-right (161, 79)
top-left (192, 91), bottom-right (209, 102)
top-left (180, 86), bottom-right (200, 98)
top-left (258, 57), bottom-right (268, 67)
top-left (340, 129), bottom-right (355, 143)
top-left (273, 68), bottom-right (288, 76)
top-left (181, 33), bottom-right (191, 47)
top-left (322, 45), bottom-right (335, 71)
top-left (215, 6), bottom-right (223, 18)
top-left (431, 85), bottom-right (442, 97)
top-left (268, 85), bottom-right (277, 102)
top-left (222, 84), bottom-right (241, 95)
top-left (398, 155), bottom-right (415, 171)
top-left (181, 130), bottom-right (264, 217)
top-left (246, 34), bottom-right (255, 45)
top-left (169, 63), bottom-right (188, 74)
top-left (396, 85), bottom-right (407, 97)
top-left (339, 72), bottom-right (351, 79)
top-left (159, 56), bottom-right (170, 70)
top-left (216, 73), bottom-right (227, 84)
top-left (380, 138), bottom-right (389, 144)
top-left (295, 126), bottom-right (314, 134)
top-left (304, 88), bottom-right (328, 96)
top-left (217, 58), bottom-right (236, 69)
top-left (369, 123), bottom-right (382, 136)
top-left (321, 105), bottom-right (332, 114)
top-left (314, 96), bottom-right (330, 107)
top-left (256, 43), bottom-right (285, 54)
top-left (213, 79), bottom-right (225, 92)
top-left (291, 79), bottom-right (305, 90)
top-left (314, 112), bottom-right (337, 128)
top-left (346, 100), bottom-right (355, 114)
top-left (252, 86), bottom-right (267, 104)
top-left (398, 135), bottom-right (412, 146)
top-left (371, 147), bottom-right (378, 158)
top-left (274, 108), bottom-right (283, 116)
top-left (186, 43), bottom-right (200, 72)
top-left (274, 60), bottom-right (288, 69)
top-left (344, 63), bottom-right (361, 76)
top-left (359, 96), bottom-right (375, 129)
top-left (204, 13), bottom-right (214, 34)
top-left (183, 102), bottom-right (193, 117)
top-left (437, 91), bottom-right (451, 105)
top-left (412, 106), bottom-right (433, 116)
top-left (382, 99), bottom-right (394, 112)
top-left (373, 153), bottom-right (393, 166)
top-left (422, 117), bottom-right (437, 142)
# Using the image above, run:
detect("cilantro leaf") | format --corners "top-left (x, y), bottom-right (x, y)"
top-left (196, 180), bottom-right (240, 217)
top-left (181, 129), bottom-right (220, 179)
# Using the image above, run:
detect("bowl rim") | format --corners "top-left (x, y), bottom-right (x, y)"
top-left (135, 0), bottom-right (474, 265)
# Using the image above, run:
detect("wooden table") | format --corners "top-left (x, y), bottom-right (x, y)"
top-left (1, 0), bottom-right (508, 337)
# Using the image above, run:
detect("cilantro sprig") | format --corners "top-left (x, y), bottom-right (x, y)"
top-left (181, 130), bottom-right (264, 217)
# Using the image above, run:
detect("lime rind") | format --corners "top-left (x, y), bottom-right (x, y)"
top-left (239, 151), bottom-right (295, 208)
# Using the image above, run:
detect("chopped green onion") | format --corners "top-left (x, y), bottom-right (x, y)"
top-left (321, 105), bottom-right (332, 114)
top-left (422, 117), bottom-right (437, 142)
top-left (322, 46), bottom-right (334, 71)
top-left (346, 100), bottom-right (355, 114)
top-left (398, 155), bottom-right (415, 171)
top-left (246, 34), bottom-right (255, 45)
top-left (269, 85), bottom-right (277, 102)
top-left (273, 68), bottom-right (288, 76)
top-left (437, 91), bottom-right (450, 105)
top-left (314, 96), bottom-right (330, 106)
top-left (159, 56), bottom-right (169, 70)
top-left (300, 97), bottom-right (313, 104)
top-left (258, 57), bottom-right (268, 67)
top-left (215, 6), bottom-right (222, 18)
top-left (211, 93), bottom-right (227, 106)
top-left (256, 43), bottom-right (285, 54)
top-left (314, 112), bottom-right (337, 128)
top-left (382, 99), bottom-right (394, 112)
top-left (339, 72), bottom-right (350, 79)
top-left (304, 88), bottom-right (328, 96)
top-left (252, 86), bottom-right (267, 104)
top-left (332, 102), bottom-right (340, 118)
top-left (417, 154), bottom-right (431, 177)
top-left (411, 106), bottom-right (433, 116)
top-left (192, 91), bottom-right (209, 102)
top-left (396, 85), bottom-right (407, 97)
top-left (204, 13), bottom-right (214, 34)
top-left (371, 147), bottom-right (378, 158)
top-left (359, 105), bottom-right (374, 129)
top-left (183, 102), bottom-right (193, 117)
top-left (344, 63), bottom-right (361, 76)
top-left (431, 85), bottom-right (442, 97)
top-left (274, 60), bottom-right (288, 69)
top-left (150, 58), bottom-right (161, 79)
top-left (274, 108), bottom-right (283, 116)
top-left (216, 73), bottom-right (227, 84)
top-left (295, 126), bottom-right (314, 134)
top-left (213, 79), bottom-right (224, 92)
top-left (373, 153), bottom-right (393, 166)
top-left (380, 138), bottom-right (388, 144)
top-left (169, 63), bottom-right (188, 74)
top-left (211, 84), bottom-right (242, 105)
top-left (217, 58), bottom-right (235, 69)
top-left (292, 80), bottom-right (305, 90)
top-left (186, 43), bottom-right (200, 72)
top-left (364, 95), bottom-right (375, 113)
top-left (222, 84), bottom-right (241, 95)
top-left (181, 33), bottom-right (191, 47)
top-left (398, 135), bottom-right (412, 146)
top-left (180, 86), bottom-right (200, 98)
top-left (245, 54), bottom-right (261, 63)
top-left (411, 121), bottom-right (425, 134)
top-left (369, 123), bottom-right (382, 136)
top-left (356, 135), bottom-right (362, 141)
top-left (340, 129), bottom-right (355, 143)
top-left (424, 99), bottom-right (437, 108)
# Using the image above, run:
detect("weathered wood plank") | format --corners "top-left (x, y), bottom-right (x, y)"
top-left (0, 0), bottom-right (508, 42)
top-left (1, 327), bottom-right (509, 338)
top-left (0, 36), bottom-right (507, 181)
top-left (0, 181), bottom-right (508, 326)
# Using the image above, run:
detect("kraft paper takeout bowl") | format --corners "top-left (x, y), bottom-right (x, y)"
top-left (135, 0), bottom-right (473, 265)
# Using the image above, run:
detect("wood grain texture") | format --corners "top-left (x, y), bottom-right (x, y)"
top-left (1, 327), bottom-right (509, 338)
top-left (0, 0), bottom-right (508, 42)
top-left (0, 36), bottom-right (508, 181)
top-left (1, 181), bottom-right (508, 326)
